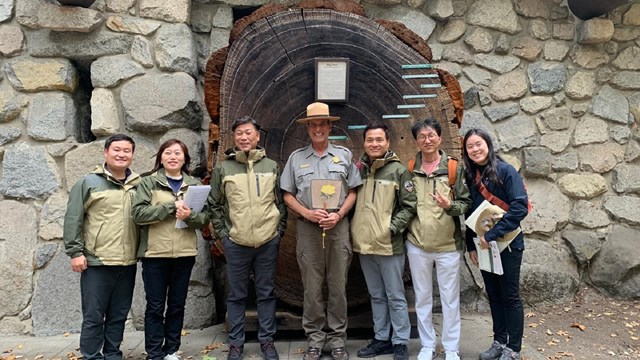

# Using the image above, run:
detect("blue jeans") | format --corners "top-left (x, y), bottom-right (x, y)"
top-left (481, 248), bottom-right (524, 352)
top-left (80, 265), bottom-right (136, 360)
top-left (141, 257), bottom-right (195, 360)
top-left (223, 234), bottom-right (280, 346)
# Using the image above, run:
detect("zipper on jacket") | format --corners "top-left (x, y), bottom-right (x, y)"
top-left (372, 180), bottom-right (377, 202)
top-left (255, 174), bottom-right (261, 196)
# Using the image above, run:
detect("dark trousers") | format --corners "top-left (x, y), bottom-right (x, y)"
top-left (481, 248), bottom-right (524, 352)
top-left (80, 265), bottom-right (137, 360)
top-left (223, 235), bottom-right (280, 346)
top-left (141, 257), bottom-right (196, 360)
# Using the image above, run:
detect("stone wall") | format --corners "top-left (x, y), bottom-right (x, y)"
top-left (0, 0), bottom-right (638, 336)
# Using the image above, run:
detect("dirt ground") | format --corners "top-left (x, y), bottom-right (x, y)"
top-left (522, 286), bottom-right (640, 360)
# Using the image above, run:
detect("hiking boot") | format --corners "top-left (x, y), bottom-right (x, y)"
top-left (356, 339), bottom-right (393, 358)
top-left (479, 341), bottom-right (505, 360)
top-left (445, 351), bottom-right (460, 360)
top-left (331, 347), bottom-right (349, 360)
top-left (417, 347), bottom-right (435, 360)
top-left (392, 344), bottom-right (408, 360)
top-left (228, 345), bottom-right (244, 360)
top-left (303, 347), bottom-right (321, 360)
top-left (260, 341), bottom-right (279, 360)
top-left (498, 347), bottom-right (521, 360)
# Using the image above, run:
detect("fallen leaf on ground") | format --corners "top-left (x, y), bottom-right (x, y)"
top-left (35, 355), bottom-right (44, 360)
top-left (525, 312), bottom-right (536, 318)
top-left (556, 330), bottom-right (569, 337)
top-left (64, 332), bottom-right (70, 337)
top-left (570, 323), bottom-right (586, 331)
top-left (294, 348), bottom-right (305, 354)
top-left (546, 329), bottom-right (553, 335)
top-left (181, 329), bottom-right (189, 336)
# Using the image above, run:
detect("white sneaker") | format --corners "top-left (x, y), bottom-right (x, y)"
top-left (417, 347), bottom-right (435, 360)
top-left (164, 353), bottom-right (180, 360)
top-left (445, 351), bottom-right (460, 360)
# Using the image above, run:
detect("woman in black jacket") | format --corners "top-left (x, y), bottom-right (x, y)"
top-left (462, 128), bottom-right (529, 360)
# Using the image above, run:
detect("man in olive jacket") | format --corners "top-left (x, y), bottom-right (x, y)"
top-left (209, 116), bottom-right (287, 360)
top-left (63, 134), bottom-right (140, 360)
top-left (350, 124), bottom-right (417, 360)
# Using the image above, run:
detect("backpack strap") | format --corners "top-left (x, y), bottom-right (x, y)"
top-left (475, 170), bottom-right (510, 212)
top-left (408, 159), bottom-right (415, 173)
top-left (447, 157), bottom-right (457, 188)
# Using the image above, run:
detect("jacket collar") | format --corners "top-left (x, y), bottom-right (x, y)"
top-left (94, 164), bottom-right (139, 185)
top-left (412, 150), bottom-right (449, 176)
top-left (359, 150), bottom-right (400, 172)
top-left (224, 146), bottom-right (267, 164)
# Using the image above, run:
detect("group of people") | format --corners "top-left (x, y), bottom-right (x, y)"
top-left (63, 101), bottom-right (529, 360)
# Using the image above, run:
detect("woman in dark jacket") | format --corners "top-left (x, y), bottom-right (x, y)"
top-left (462, 128), bottom-right (529, 360)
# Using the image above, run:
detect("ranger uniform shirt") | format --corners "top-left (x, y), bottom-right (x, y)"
top-left (281, 143), bottom-right (362, 209)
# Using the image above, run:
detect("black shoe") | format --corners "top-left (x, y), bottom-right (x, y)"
top-left (357, 339), bottom-right (393, 358)
top-left (260, 341), bottom-right (279, 360)
top-left (392, 344), bottom-right (408, 360)
top-left (227, 344), bottom-right (244, 360)
top-left (331, 347), bottom-right (349, 360)
top-left (303, 347), bottom-right (321, 360)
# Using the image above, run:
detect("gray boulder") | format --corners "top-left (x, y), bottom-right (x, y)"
top-left (521, 179), bottom-right (570, 236)
top-left (91, 56), bottom-right (145, 88)
top-left (155, 23), bottom-right (197, 76)
top-left (591, 85), bottom-right (630, 124)
top-left (521, 239), bottom-right (580, 304)
top-left (0, 201), bottom-right (37, 320)
top-left (122, 73), bottom-right (202, 134)
top-left (527, 63), bottom-right (566, 94)
top-left (590, 225), bottom-right (640, 299)
top-left (495, 115), bottom-right (537, 151)
top-left (603, 195), bottom-right (640, 226)
top-left (569, 200), bottom-right (610, 229)
top-left (31, 251), bottom-right (82, 336)
top-left (27, 92), bottom-right (77, 141)
top-left (0, 143), bottom-right (60, 199)
top-left (561, 229), bottom-right (603, 266)
top-left (612, 164), bottom-right (640, 194)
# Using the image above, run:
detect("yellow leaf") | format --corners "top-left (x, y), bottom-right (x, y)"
top-left (525, 312), bottom-right (536, 318)
top-left (35, 355), bottom-right (44, 360)
top-left (546, 329), bottom-right (553, 335)
top-left (631, 336), bottom-right (639, 341)
top-left (181, 329), bottom-right (189, 336)
top-left (16, 345), bottom-right (23, 350)
top-left (563, 307), bottom-right (571, 312)
top-left (611, 333), bottom-right (618, 337)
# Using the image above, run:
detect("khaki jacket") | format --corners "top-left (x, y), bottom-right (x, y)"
top-left (209, 147), bottom-right (287, 247)
top-left (63, 165), bottom-right (140, 266)
top-left (407, 150), bottom-right (471, 252)
top-left (133, 168), bottom-right (210, 258)
top-left (351, 151), bottom-right (417, 256)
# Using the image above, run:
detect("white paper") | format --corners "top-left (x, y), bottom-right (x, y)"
top-left (473, 237), bottom-right (504, 275)
top-left (175, 185), bottom-right (211, 229)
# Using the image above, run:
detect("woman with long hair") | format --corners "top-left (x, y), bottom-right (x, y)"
top-left (462, 129), bottom-right (529, 360)
top-left (132, 139), bottom-right (210, 360)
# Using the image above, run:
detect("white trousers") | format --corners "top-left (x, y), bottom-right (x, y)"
top-left (406, 242), bottom-right (461, 352)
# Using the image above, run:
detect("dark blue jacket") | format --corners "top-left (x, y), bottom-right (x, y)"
top-left (465, 160), bottom-right (528, 251)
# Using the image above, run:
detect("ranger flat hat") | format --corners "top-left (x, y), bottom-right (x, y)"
top-left (474, 204), bottom-right (520, 248)
top-left (296, 102), bottom-right (340, 124)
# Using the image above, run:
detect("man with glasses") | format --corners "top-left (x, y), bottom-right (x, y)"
top-left (406, 119), bottom-right (471, 360)
top-left (281, 102), bottom-right (362, 360)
